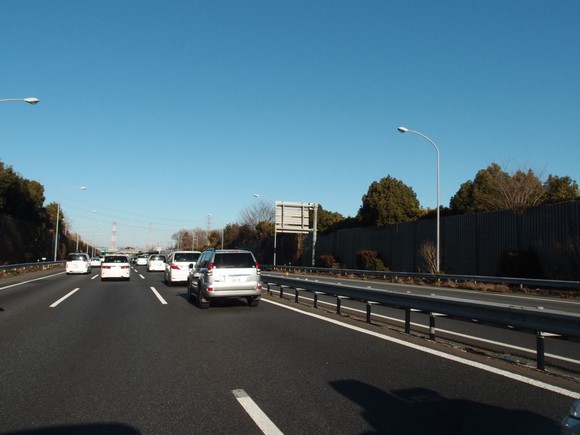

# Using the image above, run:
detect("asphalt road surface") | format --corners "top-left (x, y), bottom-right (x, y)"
top-left (1, 267), bottom-right (578, 434)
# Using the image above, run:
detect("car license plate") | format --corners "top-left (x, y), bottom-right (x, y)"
top-left (227, 276), bottom-right (244, 282)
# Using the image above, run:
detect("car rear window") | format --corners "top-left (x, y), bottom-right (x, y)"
top-left (150, 255), bottom-right (166, 261)
top-left (214, 253), bottom-right (255, 268)
top-left (67, 254), bottom-right (87, 261)
top-left (104, 256), bottom-right (128, 263)
top-left (174, 253), bottom-right (200, 262)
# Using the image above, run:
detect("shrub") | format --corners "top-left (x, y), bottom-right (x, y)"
top-left (318, 254), bottom-right (339, 269)
top-left (356, 250), bottom-right (389, 271)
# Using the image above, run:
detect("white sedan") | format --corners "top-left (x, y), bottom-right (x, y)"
top-left (90, 256), bottom-right (103, 267)
top-left (100, 255), bottom-right (131, 281)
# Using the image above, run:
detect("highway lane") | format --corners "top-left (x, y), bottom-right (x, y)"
top-left (1, 267), bottom-right (578, 434)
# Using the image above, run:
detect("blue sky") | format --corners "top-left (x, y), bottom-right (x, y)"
top-left (2, 0), bottom-right (579, 250)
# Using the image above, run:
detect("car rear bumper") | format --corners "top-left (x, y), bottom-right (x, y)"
top-left (101, 269), bottom-right (130, 279)
top-left (202, 286), bottom-right (262, 299)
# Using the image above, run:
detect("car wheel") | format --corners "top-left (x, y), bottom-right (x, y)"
top-left (197, 287), bottom-right (210, 309)
top-left (247, 297), bottom-right (260, 307)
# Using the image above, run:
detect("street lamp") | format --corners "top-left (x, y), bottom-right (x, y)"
top-left (397, 126), bottom-right (441, 273)
top-left (0, 97), bottom-right (40, 105)
top-left (54, 186), bottom-right (87, 261)
top-left (253, 193), bottom-right (277, 266)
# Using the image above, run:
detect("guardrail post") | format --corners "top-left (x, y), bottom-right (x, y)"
top-left (267, 283), bottom-right (272, 295)
top-left (313, 291), bottom-right (323, 309)
top-left (536, 331), bottom-right (545, 371)
top-left (429, 313), bottom-right (446, 340)
top-left (366, 301), bottom-right (379, 323)
top-left (336, 296), bottom-right (347, 315)
top-left (405, 308), bottom-right (421, 334)
top-left (294, 288), bottom-right (300, 303)
top-left (429, 313), bottom-right (436, 340)
top-left (279, 285), bottom-right (285, 299)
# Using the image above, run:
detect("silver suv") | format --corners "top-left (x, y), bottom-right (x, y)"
top-left (187, 249), bottom-right (262, 308)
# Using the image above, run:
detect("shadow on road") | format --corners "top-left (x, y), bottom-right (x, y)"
top-left (330, 379), bottom-right (561, 435)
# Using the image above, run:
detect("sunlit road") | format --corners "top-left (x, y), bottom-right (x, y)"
top-left (1, 268), bottom-right (578, 434)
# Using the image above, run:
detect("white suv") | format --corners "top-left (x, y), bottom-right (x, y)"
top-left (164, 250), bottom-right (201, 285)
top-left (187, 249), bottom-right (262, 308)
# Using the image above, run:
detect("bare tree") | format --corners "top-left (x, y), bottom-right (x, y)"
top-left (419, 241), bottom-right (438, 274)
top-left (451, 163), bottom-right (547, 213)
top-left (239, 200), bottom-right (275, 228)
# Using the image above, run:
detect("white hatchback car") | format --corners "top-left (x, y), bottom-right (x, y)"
top-left (65, 253), bottom-right (91, 274)
top-left (164, 250), bottom-right (201, 285)
top-left (100, 254), bottom-right (131, 281)
top-left (147, 254), bottom-right (166, 272)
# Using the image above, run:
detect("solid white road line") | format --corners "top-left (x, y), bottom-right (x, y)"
top-left (0, 272), bottom-right (64, 292)
top-left (50, 288), bottom-right (80, 308)
top-left (232, 389), bottom-right (283, 435)
top-left (150, 287), bottom-right (168, 305)
top-left (262, 298), bottom-right (580, 399)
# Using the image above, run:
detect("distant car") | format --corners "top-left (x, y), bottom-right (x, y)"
top-left (562, 399), bottom-right (580, 434)
top-left (100, 254), bottom-right (131, 281)
top-left (90, 256), bottom-right (102, 267)
top-left (135, 254), bottom-right (149, 266)
top-left (147, 254), bottom-right (166, 272)
top-left (187, 248), bottom-right (262, 308)
top-left (65, 253), bottom-right (91, 274)
top-left (164, 250), bottom-right (201, 285)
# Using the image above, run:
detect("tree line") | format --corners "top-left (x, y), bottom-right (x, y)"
top-left (1, 158), bottom-right (577, 264)
top-left (0, 161), bottom-right (88, 263)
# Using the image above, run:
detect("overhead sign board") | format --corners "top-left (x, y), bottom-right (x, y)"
top-left (275, 201), bottom-right (313, 234)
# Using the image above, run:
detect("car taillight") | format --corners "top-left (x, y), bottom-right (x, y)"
top-left (102, 265), bottom-right (110, 269)
top-left (121, 265), bottom-right (129, 269)
top-left (206, 262), bottom-right (214, 276)
top-left (255, 262), bottom-right (260, 271)
top-left (171, 265), bottom-right (180, 270)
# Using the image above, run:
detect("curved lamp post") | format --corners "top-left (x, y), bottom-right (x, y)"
top-left (397, 126), bottom-right (440, 273)
top-left (253, 193), bottom-right (277, 266)
top-left (54, 186), bottom-right (87, 261)
top-left (0, 97), bottom-right (40, 105)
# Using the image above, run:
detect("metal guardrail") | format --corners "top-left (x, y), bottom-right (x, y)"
top-left (264, 265), bottom-right (580, 291)
top-left (0, 261), bottom-right (63, 274)
top-left (261, 273), bottom-right (580, 371)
